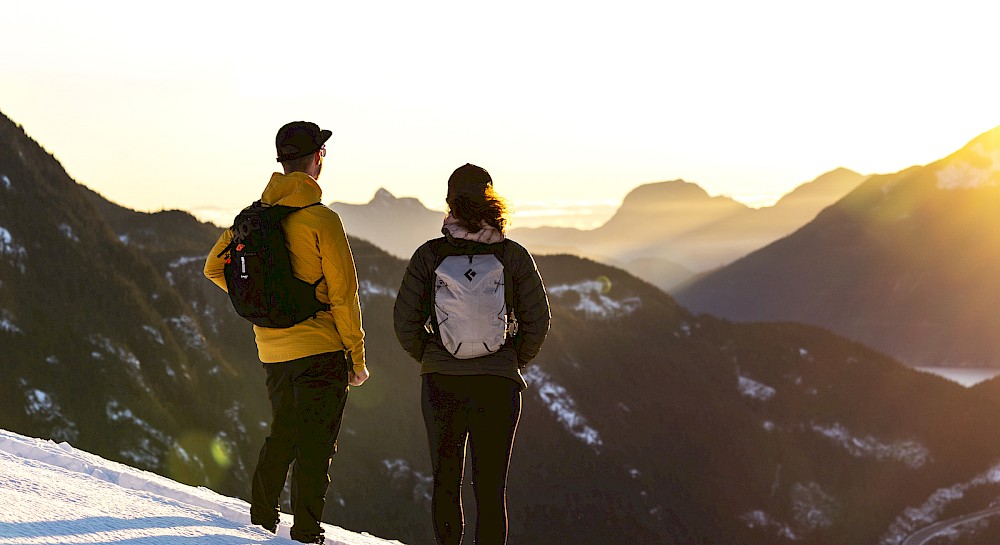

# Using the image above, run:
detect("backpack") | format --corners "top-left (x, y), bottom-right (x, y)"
top-left (217, 200), bottom-right (328, 328)
top-left (427, 240), bottom-right (516, 359)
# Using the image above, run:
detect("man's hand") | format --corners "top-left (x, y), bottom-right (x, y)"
top-left (349, 364), bottom-right (370, 387)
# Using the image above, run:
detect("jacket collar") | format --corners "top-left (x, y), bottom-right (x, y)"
top-left (441, 213), bottom-right (506, 244)
top-left (261, 172), bottom-right (323, 208)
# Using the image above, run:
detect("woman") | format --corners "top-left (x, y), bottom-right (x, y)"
top-left (393, 164), bottom-right (551, 545)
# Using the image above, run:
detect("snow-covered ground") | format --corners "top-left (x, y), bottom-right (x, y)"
top-left (0, 429), bottom-right (402, 545)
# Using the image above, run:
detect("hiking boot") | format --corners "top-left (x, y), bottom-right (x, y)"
top-left (290, 531), bottom-right (324, 543)
top-left (250, 516), bottom-right (277, 534)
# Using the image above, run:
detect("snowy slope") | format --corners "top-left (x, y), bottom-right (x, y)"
top-left (0, 429), bottom-right (402, 545)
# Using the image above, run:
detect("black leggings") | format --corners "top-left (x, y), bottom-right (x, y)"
top-left (422, 373), bottom-right (522, 545)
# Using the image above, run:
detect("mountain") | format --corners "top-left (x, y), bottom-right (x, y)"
top-left (10, 109), bottom-right (1000, 544)
top-left (328, 171), bottom-right (865, 291)
top-left (0, 113), bottom-right (266, 494)
top-left (328, 188), bottom-right (444, 259)
top-left (675, 125), bottom-right (1000, 369)
top-left (512, 170), bottom-right (865, 289)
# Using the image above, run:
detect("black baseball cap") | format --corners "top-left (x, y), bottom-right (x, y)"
top-left (275, 121), bottom-right (332, 162)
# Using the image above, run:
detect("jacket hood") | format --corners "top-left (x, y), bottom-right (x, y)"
top-left (441, 213), bottom-right (506, 244)
top-left (261, 172), bottom-right (323, 208)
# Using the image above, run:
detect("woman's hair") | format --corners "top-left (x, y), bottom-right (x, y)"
top-left (447, 185), bottom-right (510, 234)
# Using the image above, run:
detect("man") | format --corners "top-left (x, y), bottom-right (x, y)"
top-left (204, 121), bottom-right (369, 544)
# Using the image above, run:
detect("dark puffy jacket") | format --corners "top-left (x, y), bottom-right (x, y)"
top-left (393, 235), bottom-right (550, 389)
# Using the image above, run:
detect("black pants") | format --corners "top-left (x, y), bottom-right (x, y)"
top-left (250, 351), bottom-right (350, 542)
top-left (422, 373), bottom-right (521, 545)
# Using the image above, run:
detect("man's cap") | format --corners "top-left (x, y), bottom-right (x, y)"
top-left (448, 163), bottom-right (493, 195)
top-left (275, 121), bottom-right (332, 163)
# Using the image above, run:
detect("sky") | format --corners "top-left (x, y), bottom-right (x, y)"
top-left (0, 428), bottom-right (400, 545)
top-left (1, 0), bottom-right (998, 227)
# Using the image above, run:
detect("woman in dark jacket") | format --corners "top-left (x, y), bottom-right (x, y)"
top-left (393, 164), bottom-right (550, 545)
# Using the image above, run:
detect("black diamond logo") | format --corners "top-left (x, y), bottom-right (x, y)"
top-left (464, 269), bottom-right (477, 282)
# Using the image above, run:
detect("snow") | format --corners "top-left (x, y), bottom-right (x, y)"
top-left (0, 428), bottom-right (402, 545)
top-left (811, 422), bottom-right (930, 469)
top-left (166, 315), bottom-right (210, 356)
top-left (740, 510), bottom-right (798, 540)
top-left (1, 175), bottom-right (10, 189)
top-left (741, 482), bottom-right (837, 540)
top-left (522, 366), bottom-right (603, 452)
top-left (22, 388), bottom-right (77, 444)
top-left (0, 227), bottom-right (27, 273)
top-left (547, 280), bottom-right (641, 319)
top-left (381, 459), bottom-right (432, 505)
top-left (880, 460), bottom-right (1000, 545)
top-left (166, 256), bottom-right (206, 287)
top-left (143, 325), bottom-right (166, 345)
top-left (170, 256), bottom-right (205, 269)
top-left (58, 223), bottom-right (79, 242)
top-left (936, 143), bottom-right (1000, 190)
top-left (738, 375), bottom-right (776, 401)
top-left (0, 309), bottom-right (22, 334)
top-left (359, 280), bottom-right (396, 299)
top-left (790, 481), bottom-right (836, 530)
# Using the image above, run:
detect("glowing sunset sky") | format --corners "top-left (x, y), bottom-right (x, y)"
top-left (2, 0), bottom-right (997, 227)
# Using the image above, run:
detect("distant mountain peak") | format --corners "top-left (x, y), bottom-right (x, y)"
top-left (622, 180), bottom-right (712, 203)
top-left (371, 187), bottom-right (396, 203)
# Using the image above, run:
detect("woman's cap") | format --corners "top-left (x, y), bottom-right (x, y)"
top-left (448, 163), bottom-right (493, 194)
top-left (275, 121), bottom-right (332, 162)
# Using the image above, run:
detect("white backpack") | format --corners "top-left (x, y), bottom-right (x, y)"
top-left (431, 250), bottom-right (514, 359)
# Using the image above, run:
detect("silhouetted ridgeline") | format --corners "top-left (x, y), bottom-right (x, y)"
top-left (7, 109), bottom-right (1000, 544)
top-left (330, 169), bottom-right (866, 291)
top-left (677, 126), bottom-right (1000, 370)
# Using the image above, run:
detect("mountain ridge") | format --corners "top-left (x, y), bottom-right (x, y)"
top-left (328, 169), bottom-right (867, 290)
top-left (676, 125), bottom-right (1000, 368)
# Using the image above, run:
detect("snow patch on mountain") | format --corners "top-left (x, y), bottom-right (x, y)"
top-left (811, 422), bottom-right (930, 469)
top-left (88, 333), bottom-right (152, 392)
top-left (0, 308), bottom-right (22, 334)
top-left (88, 334), bottom-right (142, 371)
top-left (105, 400), bottom-right (171, 468)
top-left (0, 226), bottom-right (27, 273)
top-left (360, 280), bottom-right (396, 299)
top-left (743, 481), bottom-right (837, 540)
top-left (523, 366), bottom-right (603, 452)
top-left (165, 255), bottom-right (204, 286)
top-left (58, 222), bottom-right (79, 242)
top-left (170, 255), bottom-right (204, 269)
top-left (382, 458), bottom-right (433, 506)
top-left (167, 315), bottom-right (210, 358)
top-left (880, 461), bottom-right (1000, 545)
top-left (741, 510), bottom-right (798, 540)
top-left (790, 481), bottom-right (837, 531)
top-left (21, 385), bottom-right (78, 443)
top-left (936, 144), bottom-right (1000, 190)
top-left (143, 324), bottom-right (166, 345)
top-left (547, 280), bottom-right (641, 319)
top-left (738, 375), bottom-right (776, 401)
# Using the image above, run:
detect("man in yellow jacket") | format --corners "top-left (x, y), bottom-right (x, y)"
top-left (204, 121), bottom-right (369, 544)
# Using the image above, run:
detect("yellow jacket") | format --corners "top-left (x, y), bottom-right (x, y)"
top-left (204, 172), bottom-right (366, 370)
